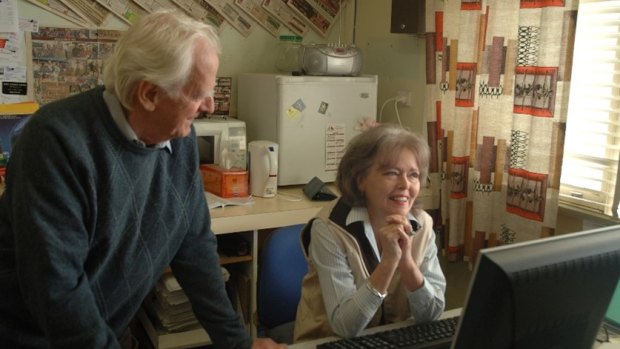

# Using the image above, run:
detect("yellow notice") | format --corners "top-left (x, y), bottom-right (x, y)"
top-left (0, 101), bottom-right (39, 115)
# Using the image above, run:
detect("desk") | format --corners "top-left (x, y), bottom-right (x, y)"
top-left (141, 186), bottom-right (334, 349)
top-left (597, 344), bottom-right (620, 349)
top-left (288, 308), bottom-right (620, 349)
top-left (210, 185), bottom-right (331, 234)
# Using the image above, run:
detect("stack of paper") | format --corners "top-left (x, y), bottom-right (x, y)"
top-left (146, 267), bottom-right (231, 333)
top-left (205, 191), bottom-right (254, 209)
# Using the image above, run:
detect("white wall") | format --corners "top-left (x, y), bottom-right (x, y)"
top-left (354, 0), bottom-right (426, 134)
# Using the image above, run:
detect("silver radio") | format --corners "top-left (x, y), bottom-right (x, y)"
top-left (298, 43), bottom-right (363, 77)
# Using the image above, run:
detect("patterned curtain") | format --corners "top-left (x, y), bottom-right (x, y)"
top-left (423, 0), bottom-right (578, 265)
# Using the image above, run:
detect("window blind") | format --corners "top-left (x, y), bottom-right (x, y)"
top-left (560, 0), bottom-right (620, 217)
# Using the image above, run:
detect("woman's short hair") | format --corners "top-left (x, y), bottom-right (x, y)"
top-left (102, 9), bottom-right (221, 110)
top-left (336, 123), bottom-right (431, 207)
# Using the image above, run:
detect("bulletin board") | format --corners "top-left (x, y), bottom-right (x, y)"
top-left (30, 27), bottom-right (121, 105)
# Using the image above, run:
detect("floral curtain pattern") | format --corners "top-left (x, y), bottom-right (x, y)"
top-left (423, 0), bottom-right (578, 264)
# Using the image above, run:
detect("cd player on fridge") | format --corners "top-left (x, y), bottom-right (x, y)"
top-left (299, 44), bottom-right (363, 76)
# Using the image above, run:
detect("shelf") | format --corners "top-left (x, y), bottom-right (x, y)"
top-left (220, 255), bottom-right (252, 265)
top-left (162, 254), bottom-right (252, 274)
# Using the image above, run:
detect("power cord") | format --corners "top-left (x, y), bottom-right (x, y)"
top-left (277, 192), bottom-right (302, 202)
top-left (378, 95), bottom-right (406, 128)
top-left (597, 321), bottom-right (620, 343)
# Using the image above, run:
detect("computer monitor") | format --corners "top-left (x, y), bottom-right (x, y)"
top-left (451, 225), bottom-right (620, 349)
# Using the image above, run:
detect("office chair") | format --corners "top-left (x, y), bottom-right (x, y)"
top-left (257, 224), bottom-right (308, 344)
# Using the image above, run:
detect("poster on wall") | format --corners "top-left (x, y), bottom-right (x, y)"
top-left (95, 0), bottom-right (148, 25)
top-left (205, 0), bottom-right (255, 37)
top-left (132, 0), bottom-right (177, 13)
top-left (197, 0), bottom-right (226, 32)
top-left (234, 0), bottom-right (281, 37)
top-left (1, 20), bottom-right (39, 105)
top-left (60, 0), bottom-right (112, 27)
top-left (170, 0), bottom-right (226, 30)
top-left (285, 0), bottom-right (347, 37)
top-left (262, 0), bottom-right (309, 36)
top-left (30, 27), bottom-right (122, 105)
top-left (307, 0), bottom-right (341, 21)
top-left (27, 0), bottom-right (92, 27)
top-left (0, 64), bottom-right (29, 105)
top-left (198, 0), bottom-right (228, 30)
top-left (1, 0), bottom-right (19, 33)
top-left (207, 76), bottom-right (231, 117)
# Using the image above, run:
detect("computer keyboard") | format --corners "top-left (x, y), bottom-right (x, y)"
top-left (316, 316), bottom-right (459, 349)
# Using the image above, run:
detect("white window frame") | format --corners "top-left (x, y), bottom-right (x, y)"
top-left (560, 0), bottom-right (620, 218)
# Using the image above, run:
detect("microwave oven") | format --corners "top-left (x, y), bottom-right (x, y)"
top-left (193, 118), bottom-right (247, 170)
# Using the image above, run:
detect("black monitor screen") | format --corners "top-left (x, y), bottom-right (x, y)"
top-left (451, 225), bottom-right (620, 349)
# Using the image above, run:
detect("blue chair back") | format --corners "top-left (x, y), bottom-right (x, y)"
top-left (258, 224), bottom-right (308, 329)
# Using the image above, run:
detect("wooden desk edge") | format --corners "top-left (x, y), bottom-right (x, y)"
top-left (209, 186), bottom-right (333, 234)
top-left (287, 308), bottom-right (462, 349)
top-left (211, 207), bottom-right (321, 234)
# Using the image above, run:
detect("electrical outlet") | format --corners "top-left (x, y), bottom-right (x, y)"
top-left (397, 90), bottom-right (412, 107)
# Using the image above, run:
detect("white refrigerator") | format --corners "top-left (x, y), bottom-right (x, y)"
top-left (237, 73), bottom-right (378, 186)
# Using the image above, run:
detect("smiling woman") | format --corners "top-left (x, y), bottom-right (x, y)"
top-left (293, 123), bottom-right (447, 343)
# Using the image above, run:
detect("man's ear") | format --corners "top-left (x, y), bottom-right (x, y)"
top-left (135, 80), bottom-right (159, 112)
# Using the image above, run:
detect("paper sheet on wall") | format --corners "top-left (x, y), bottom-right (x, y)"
top-left (26, 0), bottom-right (92, 28)
top-left (170, 0), bottom-right (226, 30)
top-left (132, 0), bottom-right (176, 13)
top-left (0, 28), bottom-right (33, 105)
top-left (286, 0), bottom-right (334, 37)
top-left (205, 0), bottom-right (254, 37)
top-left (234, 0), bottom-right (281, 37)
top-left (0, 65), bottom-right (28, 104)
top-left (0, 32), bottom-right (20, 62)
top-left (31, 27), bottom-right (122, 105)
top-left (59, 0), bottom-right (111, 27)
top-left (95, 0), bottom-right (148, 25)
top-left (262, 0), bottom-right (309, 37)
top-left (0, 0), bottom-right (19, 33)
top-left (325, 123), bottom-right (344, 172)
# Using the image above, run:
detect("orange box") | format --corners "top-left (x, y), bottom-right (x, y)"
top-left (200, 164), bottom-right (249, 198)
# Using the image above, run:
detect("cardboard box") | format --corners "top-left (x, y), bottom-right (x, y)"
top-left (200, 164), bottom-right (248, 198)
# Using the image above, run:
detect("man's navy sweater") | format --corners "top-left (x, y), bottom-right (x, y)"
top-left (0, 87), bottom-right (251, 348)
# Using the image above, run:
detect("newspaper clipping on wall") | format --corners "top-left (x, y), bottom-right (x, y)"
top-left (31, 27), bottom-right (121, 105)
